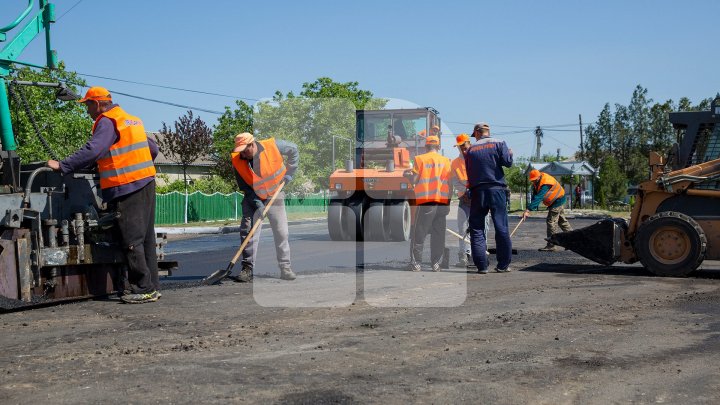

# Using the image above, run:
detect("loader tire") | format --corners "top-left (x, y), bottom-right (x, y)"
top-left (635, 211), bottom-right (706, 277)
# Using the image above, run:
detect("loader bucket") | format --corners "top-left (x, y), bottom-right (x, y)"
top-left (548, 218), bottom-right (628, 266)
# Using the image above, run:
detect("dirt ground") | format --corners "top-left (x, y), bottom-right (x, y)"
top-left (2, 217), bottom-right (720, 404)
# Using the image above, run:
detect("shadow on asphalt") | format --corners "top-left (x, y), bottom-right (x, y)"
top-left (522, 263), bottom-right (720, 279)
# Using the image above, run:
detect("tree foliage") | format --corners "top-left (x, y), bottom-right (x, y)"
top-left (211, 100), bottom-right (254, 183)
top-left (582, 85), bottom-right (715, 200)
top-left (7, 63), bottom-right (90, 162)
top-left (157, 110), bottom-right (213, 189)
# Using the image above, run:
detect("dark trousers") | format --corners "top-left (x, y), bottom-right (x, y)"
top-left (410, 203), bottom-right (450, 266)
top-left (469, 188), bottom-right (511, 270)
top-left (112, 180), bottom-right (158, 294)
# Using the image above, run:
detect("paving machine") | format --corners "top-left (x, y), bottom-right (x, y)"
top-left (0, 1), bottom-right (174, 308)
top-left (328, 107), bottom-right (442, 241)
top-left (551, 97), bottom-right (720, 276)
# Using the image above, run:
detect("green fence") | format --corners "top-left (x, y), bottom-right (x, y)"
top-left (155, 191), bottom-right (329, 225)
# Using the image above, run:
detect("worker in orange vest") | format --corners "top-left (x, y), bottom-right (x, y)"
top-left (404, 135), bottom-right (452, 272)
top-left (47, 86), bottom-right (160, 304)
top-left (230, 132), bottom-right (299, 282)
top-left (523, 169), bottom-right (572, 251)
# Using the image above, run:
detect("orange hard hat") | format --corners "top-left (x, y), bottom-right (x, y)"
top-left (529, 169), bottom-right (541, 181)
top-left (425, 135), bottom-right (440, 146)
top-left (455, 133), bottom-right (470, 146)
top-left (77, 86), bottom-right (112, 103)
top-left (233, 132), bottom-right (255, 152)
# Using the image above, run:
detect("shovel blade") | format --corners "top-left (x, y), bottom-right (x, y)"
top-left (202, 268), bottom-right (231, 285)
top-left (488, 248), bottom-right (518, 255)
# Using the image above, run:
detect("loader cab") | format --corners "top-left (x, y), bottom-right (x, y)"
top-left (355, 108), bottom-right (441, 169)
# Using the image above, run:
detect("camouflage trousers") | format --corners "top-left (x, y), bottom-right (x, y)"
top-left (546, 205), bottom-right (572, 246)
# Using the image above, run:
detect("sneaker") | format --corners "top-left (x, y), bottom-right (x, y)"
top-left (432, 262), bottom-right (441, 272)
top-left (280, 268), bottom-right (297, 281)
top-left (477, 268), bottom-right (489, 274)
top-left (121, 290), bottom-right (159, 304)
top-left (495, 266), bottom-right (511, 273)
top-left (157, 291), bottom-right (162, 299)
top-left (407, 263), bottom-right (421, 272)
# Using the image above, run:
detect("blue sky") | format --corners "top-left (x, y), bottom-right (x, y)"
top-left (2, 0), bottom-right (718, 159)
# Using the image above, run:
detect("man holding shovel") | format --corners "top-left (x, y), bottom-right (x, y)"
top-left (231, 132), bottom-right (299, 282)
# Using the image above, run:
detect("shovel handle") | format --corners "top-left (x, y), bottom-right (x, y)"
top-left (228, 182), bottom-right (286, 266)
top-left (510, 216), bottom-right (525, 238)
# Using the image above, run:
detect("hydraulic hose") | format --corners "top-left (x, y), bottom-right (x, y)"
top-left (23, 166), bottom-right (54, 207)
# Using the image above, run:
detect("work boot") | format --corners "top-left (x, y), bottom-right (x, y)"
top-left (454, 252), bottom-right (468, 268)
top-left (236, 266), bottom-right (253, 282)
top-left (538, 244), bottom-right (558, 252)
top-left (280, 267), bottom-right (297, 281)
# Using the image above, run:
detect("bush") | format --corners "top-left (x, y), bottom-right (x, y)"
top-left (156, 175), bottom-right (236, 194)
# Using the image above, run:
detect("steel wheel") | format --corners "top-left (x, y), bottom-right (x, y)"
top-left (635, 211), bottom-right (706, 277)
top-left (387, 200), bottom-right (411, 241)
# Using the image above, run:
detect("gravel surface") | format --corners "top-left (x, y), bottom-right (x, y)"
top-left (2, 216), bottom-right (720, 404)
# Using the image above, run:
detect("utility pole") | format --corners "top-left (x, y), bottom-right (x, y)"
top-left (556, 148), bottom-right (561, 161)
top-left (534, 126), bottom-right (543, 161)
top-left (579, 114), bottom-right (585, 161)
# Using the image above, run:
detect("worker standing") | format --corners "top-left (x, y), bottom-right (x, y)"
top-left (523, 169), bottom-right (572, 251)
top-left (231, 132), bottom-right (298, 282)
top-left (465, 122), bottom-right (514, 273)
top-left (405, 135), bottom-right (451, 272)
top-left (47, 87), bottom-right (160, 304)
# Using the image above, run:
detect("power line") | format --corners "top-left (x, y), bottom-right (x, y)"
top-left (71, 71), bottom-right (261, 102)
top-left (104, 90), bottom-right (226, 115)
top-left (57, 0), bottom-right (84, 21)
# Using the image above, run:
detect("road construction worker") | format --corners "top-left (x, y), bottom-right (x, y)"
top-left (417, 124), bottom-right (440, 139)
top-left (523, 169), bottom-right (572, 251)
top-left (231, 132), bottom-right (299, 282)
top-left (465, 122), bottom-right (514, 273)
top-left (47, 86), bottom-right (160, 304)
top-left (404, 135), bottom-right (451, 272)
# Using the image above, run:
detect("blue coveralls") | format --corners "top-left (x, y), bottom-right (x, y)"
top-left (464, 137), bottom-right (514, 271)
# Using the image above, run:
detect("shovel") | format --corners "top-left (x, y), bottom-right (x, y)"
top-left (446, 216), bottom-right (524, 255)
top-left (201, 182), bottom-right (286, 285)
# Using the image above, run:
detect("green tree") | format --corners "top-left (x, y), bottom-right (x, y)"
top-left (255, 78), bottom-right (386, 192)
top-left (212, 100), bottom-right (254, 183)
top-left (7, 63), bottom-right (89, 162)
top-left (597, 156), bottom-right (626, 207)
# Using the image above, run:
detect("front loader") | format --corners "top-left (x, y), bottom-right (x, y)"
top-left (551, 97), bottom-right (720, 276)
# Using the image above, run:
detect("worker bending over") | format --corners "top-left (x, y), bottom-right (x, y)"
top-left (523, 169), bottom-right (572, 251)
top-left (231, 132), bottom-right (299, 282)
top-left (405, 135), bottom-right (451, 272)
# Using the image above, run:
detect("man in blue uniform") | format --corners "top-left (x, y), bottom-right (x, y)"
top-left (465, 122), bottom-right (514, 273)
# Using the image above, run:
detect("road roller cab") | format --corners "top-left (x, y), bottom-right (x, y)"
top-left (328, 108), bottom-right (442, 241)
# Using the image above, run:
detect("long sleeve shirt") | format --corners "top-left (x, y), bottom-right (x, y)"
top-left (465, 136), bottom-right (513, 190)
top-left (59, 105), bottom-right (158, 202)
top-left (233, 139), bottom-right (299, 203)
top-left (528, 184), bottom-right (567, 210)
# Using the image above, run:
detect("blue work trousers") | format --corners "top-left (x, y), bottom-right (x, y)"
top-left (469, 188), bottom-right (512, 270)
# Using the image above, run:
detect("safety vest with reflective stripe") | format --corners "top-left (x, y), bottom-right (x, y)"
top-left (413, 151), bottom-right (451, 205)
top-left (94, 106), bottom-right (156, 190)
top-left (450, 156), bottom-right (468, 197)
top-left (231, 138), bottom-right (287, 200)
top-left (534, 173), bottom-right (565, 206)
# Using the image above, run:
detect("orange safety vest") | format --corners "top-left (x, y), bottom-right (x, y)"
top-left (95, 106), bottom-right (156, 190)
top-left (534, 173), bottom-right (565, 206)
top-left (450, 156), bottom-right (468, 197)
top-left (413, 151), bottom-right (451, 205)
top-left (231, 138), bottom-right (287, 200)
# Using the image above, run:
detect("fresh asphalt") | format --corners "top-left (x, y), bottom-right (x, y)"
top-left (162, 215), bottom-right (606, 283)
